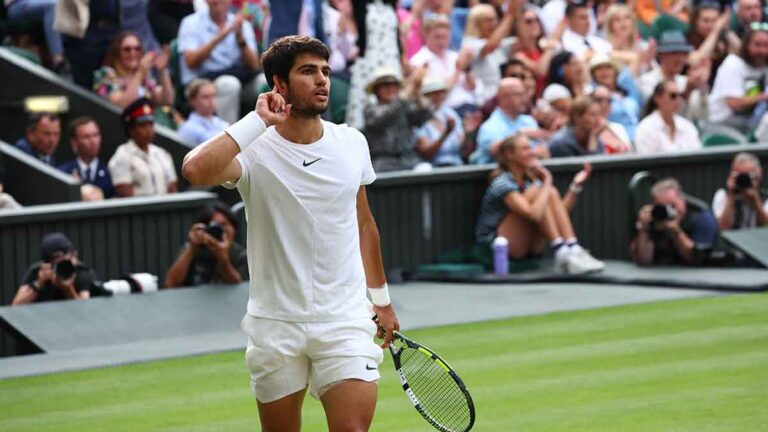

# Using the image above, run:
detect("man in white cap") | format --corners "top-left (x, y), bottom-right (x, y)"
top-left (414, 76), bottom-right (470, 167)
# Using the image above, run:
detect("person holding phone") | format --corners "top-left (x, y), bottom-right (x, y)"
top-left (164, 202), bottom-right (248, 288)
top-left (12, 233), bottom-right (96, 305)
top-left (712, 152), bottom-right (768, 230)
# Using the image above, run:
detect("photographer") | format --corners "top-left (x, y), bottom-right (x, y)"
top-left (712, 153), bottom-right (768, 230)
top-left (631, 178), bottom-right (719, 266)
top-left (164, 202), bottom-right (248, 288)
top-left (12, 233), bottom-right (95, 305)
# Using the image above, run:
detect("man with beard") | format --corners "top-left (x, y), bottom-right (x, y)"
top-left (181, 36), bottom-right (400, 431)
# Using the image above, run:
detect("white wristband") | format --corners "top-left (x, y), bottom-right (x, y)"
top-left (368, 283), bottom-right (391, 307)
top-left (225, 111), bottom-right (267, 152)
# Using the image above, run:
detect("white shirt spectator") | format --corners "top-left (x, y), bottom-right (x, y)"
top-left (634, 111), bottom-right (701, 155)
top-left (323, 3), bottom-right (357, 74)
top-left (708, 54), bottom-right (768, 124)
top-left (410, 47), bottom-right (482, 109)
top-left (108, 140), bottom-right (177, 196)
top-left (561, 27), bottom-right (612, 57)
top-left (540, 0), bottom-right (597, 36)
top-left (461, 36), bottom-right (515, 104)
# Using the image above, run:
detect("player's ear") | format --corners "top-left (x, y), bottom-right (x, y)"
top-left (272, 76), bottom-right (287, 96)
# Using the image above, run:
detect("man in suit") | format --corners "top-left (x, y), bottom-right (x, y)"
top-left (15, 112), bottom-right (61, 165)
top-left (57, 117), bottom-right (115, 199)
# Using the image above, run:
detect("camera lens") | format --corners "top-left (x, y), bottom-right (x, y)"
top-left (735, 173), bottom-right (753, 191)
top-left (651, 204), bottom-right (668, 221)
top-left (205, 222), bottom-right (224, 241)
top-left (54, 259), bottom-right (75, 279)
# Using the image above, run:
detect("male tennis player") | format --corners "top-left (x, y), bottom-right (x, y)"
top-left (182, 35), bottom-right (400, 431)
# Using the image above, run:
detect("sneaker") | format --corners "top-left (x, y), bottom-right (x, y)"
top-left (554, 246), bottom-right (572, 273)
top-left (567, 248), bottom-right (604, 274)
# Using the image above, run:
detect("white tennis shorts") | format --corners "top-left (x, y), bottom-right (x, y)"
top-left (241, 314), bottom-right (384, 403)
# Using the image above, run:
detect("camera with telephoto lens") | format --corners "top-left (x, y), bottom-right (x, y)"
top-left (651, 204), bottom-right (677, 222)
top-left (205, 221), bottom-right (224, 241)
top-left (734, 172), bottom-right (754, 192)
top-left (54, 259), bottom-right (75, 279)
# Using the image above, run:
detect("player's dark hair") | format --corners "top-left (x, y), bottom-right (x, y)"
top-left (261, 35), bottom-right (330, 88)
top-left (196, 201), bottom-right (238, 231)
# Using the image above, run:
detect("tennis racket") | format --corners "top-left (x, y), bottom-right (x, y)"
top-left (375, 316), bottom-right (475, 432)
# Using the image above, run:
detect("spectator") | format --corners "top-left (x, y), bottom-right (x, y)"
top-left (57, 117), bottom-right (116, 199)
top-left (708, 25), bottom-right (768, 130)
top-left (5, 0), bottom-right (67, 73)
top-left (11, 233), bottom-right (96, 305)
top-left (93, 31), bottom-right (175, 110)
top-left (14, 112), bottom-right (60, 166)
top-left (545, 51), bottom-right (589, 97)
top-left (510, 6), bottom-right (559, 96)
top-left (473, 77), bottom-right (549, 164)
top-left (178, 79), bottom-right (230, 145)
top-left (61, 0), bottom-right (160, 89)
top-left (533, 84), bottom-right (572, 134)
top-left (687, 3), bottom-right (740, 86)
top-left (414, 76), bottom-right (470, 167)
top-left (0, 154), bottom-right (21, 210)
top-left (410, 14), bottom-right (481, 116)
top-left (549, 95), bottom-right (605, 158)
top-left (541, 0), bottom-right (597, 37)
top-left (165, 202), bottom-right (248, 287)
top-left (178, 0), bottom-right (261, 124)
top-left (639, 30), bottom-right (710, 123)
top-left (345, 0), bottom-right (400, 130)
top-left (591, 85), bottom-right (632, 154)
top-left (266, 0), bottom-right (325, 46)
top-left (362, 66), bottom-right (432, 172)
top-left (589, 54), bottom-right (640, 140)
top-left (603, 3), bottom-right (654, 76)
top-left (459, 2), bottom-right (516, 104)
top-left (712, 152), bottom-right (768, 230)
top-left (631, 178), bottom-right (718, 266)
top-left (323, 0), bottom-right (358, 81)
top-left (732, 0), bottom-right (766, 38)
top-left (232, 0), bottom-right (271, 54)
top-left (473, 132), bottom-right (604, 274)
top-left (635, 80), bottom-right (701, 155)
top-left (560, 1), bottom-right (612, 57)
top-left (109, 97), bottom-right (178, 197)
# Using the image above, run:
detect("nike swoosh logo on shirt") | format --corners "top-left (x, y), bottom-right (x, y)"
top-left (303, 158), bottom-right (322, 167)
top-left (365, 364), bottom-right (377, 371)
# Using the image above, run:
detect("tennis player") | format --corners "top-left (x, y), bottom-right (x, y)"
top-left (182, 35), bottom-right (400, 431)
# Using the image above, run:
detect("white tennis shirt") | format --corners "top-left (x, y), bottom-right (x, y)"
top-left (230, 120), bottom-right (376, 322)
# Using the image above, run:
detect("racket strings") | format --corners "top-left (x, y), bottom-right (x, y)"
top-left (399, 347), bottom-right (472, 431)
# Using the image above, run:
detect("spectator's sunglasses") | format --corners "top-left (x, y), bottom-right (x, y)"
top-left (749, 22), bottom-right (768, 32)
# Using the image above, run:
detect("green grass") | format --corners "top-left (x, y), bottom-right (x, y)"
top-left (1, 293), bottom-right (767, 431)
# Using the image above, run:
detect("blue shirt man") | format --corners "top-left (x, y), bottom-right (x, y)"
top-left (178, 112), bottom-right (230, 145)
top-left (414, 106), bottom-right (465, 167)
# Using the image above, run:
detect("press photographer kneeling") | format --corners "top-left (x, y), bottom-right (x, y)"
top-left (712, 152), bottom-right (768, 230)
top-left (631, 178), bottom-right (719, 266)
top-left (12, 233), bottom-right (96, 305)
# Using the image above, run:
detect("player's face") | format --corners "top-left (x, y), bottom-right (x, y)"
top-left (281, 53), bottom-right (331, 117)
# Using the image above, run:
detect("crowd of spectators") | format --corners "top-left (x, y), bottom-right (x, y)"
top-left (2, 0), bottom-right (768, 294)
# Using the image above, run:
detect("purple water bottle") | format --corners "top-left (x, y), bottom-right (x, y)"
top-left (492, 236), bottom-right (509, 275)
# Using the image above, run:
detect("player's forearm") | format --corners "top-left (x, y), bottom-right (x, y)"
top-left (182, 133), bottom-right (240, 185)
top-left (360, 220), bottom-right (386, 288)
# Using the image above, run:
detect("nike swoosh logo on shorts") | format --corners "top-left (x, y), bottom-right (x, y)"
top-left (365, 364), bottom-right (377, 371)
top-left (303, 158), bottom-right (321, 167)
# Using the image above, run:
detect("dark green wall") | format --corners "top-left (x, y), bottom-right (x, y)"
top-left (0, 141), bottom-right (80, 205)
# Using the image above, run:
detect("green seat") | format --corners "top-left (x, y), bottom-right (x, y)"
top-left (329, 76), bottom-right (349, 124)
top-left (702, 133), bottom-right (743, 147)
top-left (168, 39), bottom-right (186, 111)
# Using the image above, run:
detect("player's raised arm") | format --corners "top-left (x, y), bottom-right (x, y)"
top-left (182, 89), bottom-right (291, 186)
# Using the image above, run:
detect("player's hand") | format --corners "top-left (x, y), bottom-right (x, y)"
top-left (256, 88), bottom-right (291, 127)
top-left (373, 304), bottom-right (400, 349)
